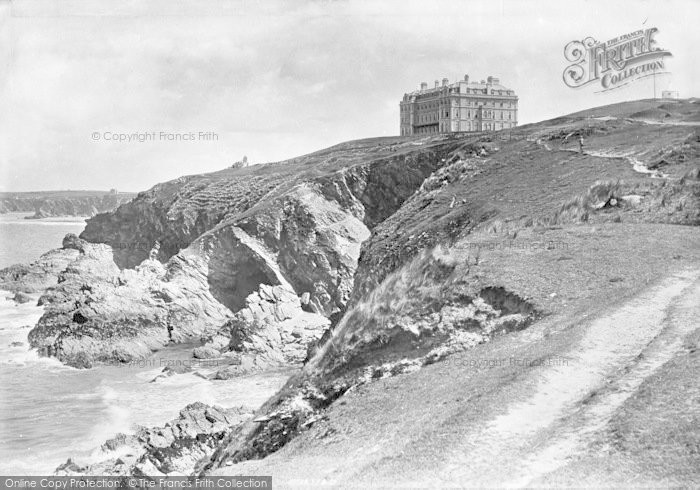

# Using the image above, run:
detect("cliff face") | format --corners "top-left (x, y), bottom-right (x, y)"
top-left (0, 191), bottom-right (135, 218)
top-left (80, 175), bottom-right (285, 269)
top-left (19, 137), bottom-right (459, 368)
top-left (80, 141), bottom-right (456, 317)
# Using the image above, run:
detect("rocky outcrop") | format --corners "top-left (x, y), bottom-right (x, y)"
top-left (0, 191), bottom-right (135, 218)
top-left (0, 235), bottom-right (83, 294)
top-left (25, 233), bottom-right (331, 370)
top-left (199, 183), bottom-right (371, 319)
top-left (79, 174), bottom-right (288, 269)
top-left (207, 284), bottom-right (329, 376)
top-left (56, 402), bottom-right (251, 476)
top-left (29, 241), bottom-right (232, 368)
top-left (12, 291), bottom-right (34, 303)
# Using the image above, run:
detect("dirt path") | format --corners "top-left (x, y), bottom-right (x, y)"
top-left (585, 149), bottom-right (668, 178)
top-left (436, 269), bottom-right (700, 487)
top-left (532, 136), bottom-right (668, 178)
top-left (628, 118), bottom-right (700, 127)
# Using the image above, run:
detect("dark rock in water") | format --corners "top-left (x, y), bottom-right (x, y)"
top-left (101, 433), bottom-right (139, 452)
top-left (213, 366), bottom-right (241, 380)
top-left (58, 402), bottom-right (251, 476)
top-left (55, 458), bottom-right (86, 474)
top-left (164, 364), bottom-right (192, 375)
top-left (192, 346), bottom-right (221, 359)
top-left (12, 291), bottom-right (34, 304)
top-left (9, 341), bottom-right (24, 347)
top-left (150, 364), bottom-right (193, 382)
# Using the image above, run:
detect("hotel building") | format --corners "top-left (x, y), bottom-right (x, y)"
top-left (400, 75), bottom-right (518, 135)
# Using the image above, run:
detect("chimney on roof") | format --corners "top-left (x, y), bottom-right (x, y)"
top-left (442, 78), bottom-right (449, 87)
top-left (464, 74), bottom-right (469, 82)
top-left (420, 82), bottom-right (428, 90)
top-left (434, 80), bottom-right (439, 88)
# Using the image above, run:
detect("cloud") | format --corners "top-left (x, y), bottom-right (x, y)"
top-left (0, 0), bottom-right (698, 191)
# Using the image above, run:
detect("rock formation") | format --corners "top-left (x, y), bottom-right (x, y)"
top-left (27, 240), bottom-right (232, 368)
top-left (56, 402), bottom-right (251, 476)
top-left (0, 235), bottom-right (83, 293)
top-left (0, 191), bottom-right (135, 218)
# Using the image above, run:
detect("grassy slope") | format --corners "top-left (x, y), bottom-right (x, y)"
top-left (205, 99), bottom-right (700, 485)
top-left (211, 223), bottom-right (700, 485)
top-left (349, 100), bottom-right (700, 305)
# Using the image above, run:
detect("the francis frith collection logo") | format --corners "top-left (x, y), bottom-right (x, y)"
top-left (563, 27), bottom-right (672, 93)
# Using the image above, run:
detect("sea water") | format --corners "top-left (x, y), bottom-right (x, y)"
top-left (0, 213), bottom-right (87, 269)
top-left (0, 214), bottom-right (291, 474)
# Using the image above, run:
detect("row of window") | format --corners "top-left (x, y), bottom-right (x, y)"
top-left (477, 110), bottom-right (514, 120)
top-left (401, 100), bottom-right (516, 112)
top-left (405, 110), bottom-right (515, 124)
top-left (455, 88), bottom-right (515, 96)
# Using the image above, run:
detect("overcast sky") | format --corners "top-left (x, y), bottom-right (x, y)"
top-left (0, 0), bottom-right (698, 192)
